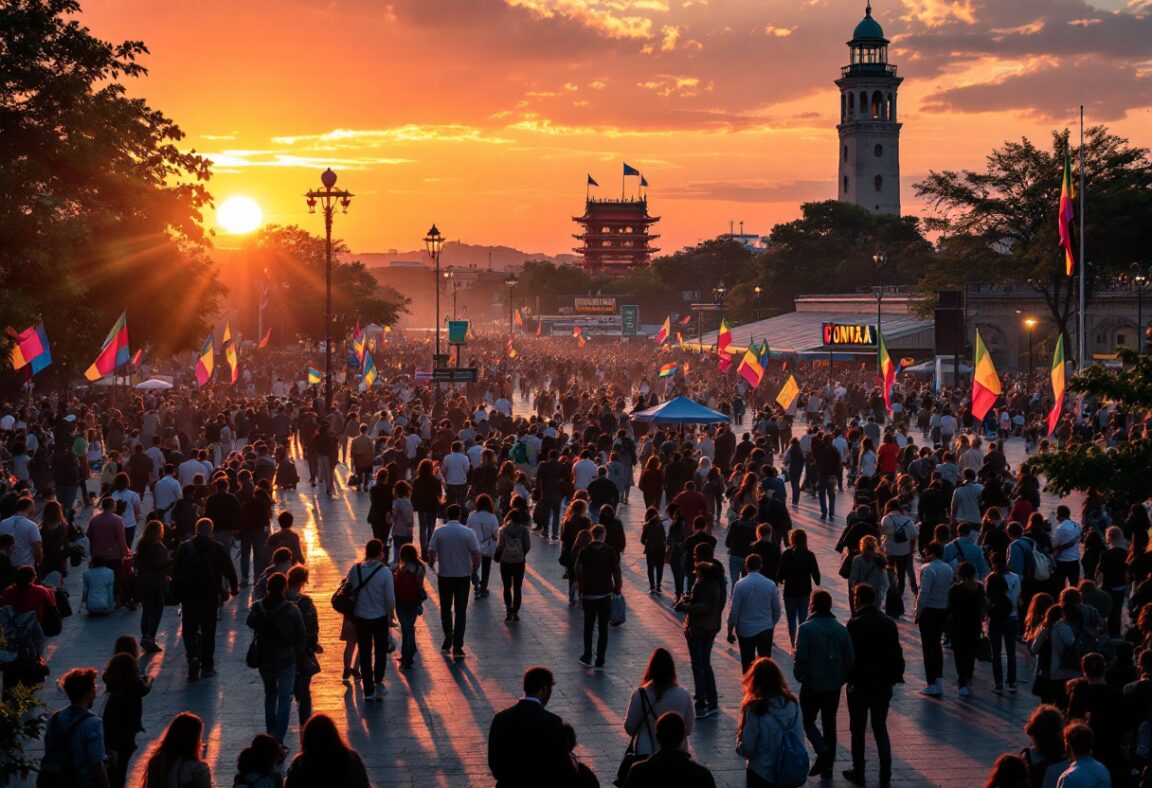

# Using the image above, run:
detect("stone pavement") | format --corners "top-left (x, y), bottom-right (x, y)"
top-left (26, 427), bottom-right (1068, 787)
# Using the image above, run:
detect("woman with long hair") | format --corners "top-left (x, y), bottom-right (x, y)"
top-left (736, 657), bottom-right (805, 788)
top-left (410, 458), bottom-right (443, 560)
top-left (367, 467), bottom-right (393, 545)
top-left (847, 535), bottom-right (888, 614)
top-left (856, 437), bottom-right (877, 483)
top-left (777, 529), bottom-right (821, 648)
top-left (142, 712), bottom-right (211, 788)
top-left (37, 500), bottom-right (68, 581)
top-left (110, 471), bottom-right (143, 548)
top-left (285, 713), bottom-right (370, 788)
top-left (1028, 604), bottom-right (1077, 706)
top-left (947, 561), bottom-right (986, 696)
top-left (638, 455), bottom-right (664, 510)
top-left (102, 651), bottom-right (151, 788)
top-left (495, 509), bottom-right (531, 622)
top-left (467, 494), bottom-right (500, 598)
top-left (393, 543), bottom-right (426, 669)
top-left (134, 519), bottom-right (170, 654)
top-left (730, 472), bottom-right (760, 523)
top-left (623, 647), bottom-right (695, 758)
top-left (640, 506), bottom-right (668, 594)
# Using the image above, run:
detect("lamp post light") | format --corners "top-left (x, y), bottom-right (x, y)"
top-left (1024, 318), bottom-right (1036, 378)
top-left (305, 168), bottom-right (352, 411)
top-left (1132, 262), bottom-right (1149, 354)
top-left (444, 267), bottom-right (458, 320)
top-left (754, 285), bottom-right (762, 321)
top-left (714, 280), bottom-right (727, 329)
top-left (872, 251), bottom-right (887, 373)
top-left (424, 224), bottom-right (445, 361)
top-left (504, 273), bottom-right (519, 335)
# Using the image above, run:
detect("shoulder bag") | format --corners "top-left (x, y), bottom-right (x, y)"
top-left (614, 688), bottom-right (655, 787)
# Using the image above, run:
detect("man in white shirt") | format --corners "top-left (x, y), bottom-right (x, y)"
top-left (727, 554), bottom-right (781, 673)
top-left (344, 538), bottom-right (396, 699)
top-left (428, 505), bottom-right (481, 659)
top-left (178, 453), bottom-right (204, 488)
top-left (0, 497), bottom-right (42, 568)
top-left (494, 396), bottom-right (512, 418)
top-left (915, 542), bottom-right (955, 696)
top-left (440, 442), bottom-right (471, 508)
top-left (1052, 505), bottom-right (1083, 587)
top-left (1056, 723), bottom-right (1112, 788)
top-left (153, 464), bottom-right (183, 523)
top-left (144, 437), bottom-right (165, 487)
top-left (571, 450), bottom-right (598, 491)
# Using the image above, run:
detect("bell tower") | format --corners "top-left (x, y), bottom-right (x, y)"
top-left (836, 3), bottom-right (902, 215)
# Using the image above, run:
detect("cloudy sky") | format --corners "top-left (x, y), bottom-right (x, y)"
top-left (83, 0), bottom-right (1151, 254)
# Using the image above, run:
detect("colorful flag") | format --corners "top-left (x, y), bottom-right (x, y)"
top-left (514, 309), bottom-right (524, 328)
top-left (131, 348), bottom-right (142, 368)
top-left (717, 319), bottom-right (732, 355)
top-left (676, 332), bottom-right (685, 350)
top-left (934, 355), bottom-right (943, 395)
top-left (718, 351), bottom-right (733, 373)
top-left (578, 335), bottom-right (587, 348)
top-left (84, 311), bottom-right (130, 381)
top-left (362, 352), bottom-right (377, 387)
top-left (679, 314), bottom-right (692, 326)
top-left (194, 334), bottom-right (214, 386)
top-left (8, 323), bottom-right (51, 375)
top-left (736, 348), bottom-right (765, 388)
top-left (587, 174), bottom-right (599, 187)
top-left (258, 328), bottom-right (271, 349)
top-left (507, 337), bottom-right (517, 359)
top-left (776, 374), bottom-right (800, 410)
top-left (223, 322), bottom-right (238, 385)
top-left (1059, 148), bottom-right (1076, 277)
top-left (1047, 334), bottom-right (1066, 436)
top-left (307, 368), bottom-right (322, 385)
top-left (757, 340), bottom-right (770, 370)
top-left (655, 316), bottom-right (671, 344)
top-left (877, 330), bottom-right (896, 412)
top-left (971, 329), bottom-right (1002, 422)
top-left (658, 363), bottom-right (679, 378)
top-left (623, 162), bottom-right (640, 177)
top-left (640, 175), bottom-right (649, 188)
top-left (535, 320), bottom-right (542, 338)
top-left (352, 321), bottom-right (365, 364)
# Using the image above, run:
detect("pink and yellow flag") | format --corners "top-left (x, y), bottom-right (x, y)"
top-left (1059, 149), bottom-right (1076, 277)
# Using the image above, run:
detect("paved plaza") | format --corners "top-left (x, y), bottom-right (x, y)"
top-left (28, 424), bottom-right (1065, 787)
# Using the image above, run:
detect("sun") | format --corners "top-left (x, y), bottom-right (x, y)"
top-left (216, 196), bottom-right (263, 234)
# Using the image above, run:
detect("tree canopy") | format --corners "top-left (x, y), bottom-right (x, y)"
top-left (0, 0), bottom-right (222, 377)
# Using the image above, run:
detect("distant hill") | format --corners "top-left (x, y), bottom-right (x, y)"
top-left (345, 241), bottom-right (580, 271)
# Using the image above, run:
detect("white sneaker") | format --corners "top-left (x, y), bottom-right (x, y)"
top-left (958, 686), bottom-right (970, 697)
top-left (920, 684), bottom-right (943, 697)
top-left (374, 683), bottom-right (388, 698)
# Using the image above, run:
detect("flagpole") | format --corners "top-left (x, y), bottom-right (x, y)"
top-left (1077, 105), bottom-right (1086, 371)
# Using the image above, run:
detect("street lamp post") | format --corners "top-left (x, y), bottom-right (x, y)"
top-left (1024, 318), bottom-right (1036, 378)
top-left (444, 268), bottom-right (458, 320)
top-left (713, 280), bottom-right (727, 329)
top-left (505, 273), bottom-right (519, 335)
top-left (872, 251), bottom-right (887, 373)
top-left (424, 225), bottom-right (445, 362)
top-left (754, 286), bottom-right (762, 322)
top-left (1132, 263), bottom-right (1149, 354)
top-left (305, 168), bottom-right (352, 411)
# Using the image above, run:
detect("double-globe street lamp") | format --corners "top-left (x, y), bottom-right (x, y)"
top-left (424, 225), bottom-right (445, 363)
top-left (1132, 262), bottom-right (1150, 354)
top-left (305, 168), bottom-right (352, 410)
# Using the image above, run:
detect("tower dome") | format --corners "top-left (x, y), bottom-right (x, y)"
top-left (851, 4), bottom-right (886, 42)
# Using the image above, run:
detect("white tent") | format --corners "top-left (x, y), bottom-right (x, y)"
top-left (134, 378), bottom-right (174, 390)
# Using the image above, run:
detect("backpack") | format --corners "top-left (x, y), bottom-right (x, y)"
top-left (393, 566), bottom-right (425, 607)
top-left (891, 516), bottom-right (912, 544)
top-left (774, 704), bottom-right (810, 787)
top-left (499, 526), bottom-right (526, 564)
top-left (331, 563), bottom-right (384, 617)
top-left (36, 709), bottom-right (92, 788)
top-left (510, 441), bottom-right (528, 464)
top-left (1031, 545), bottom-right (1052, 582)
top-left (0, 606), bottom-right (44, 670)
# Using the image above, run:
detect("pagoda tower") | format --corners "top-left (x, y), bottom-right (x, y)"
top-left (572, 196), bottom-right (660, 273)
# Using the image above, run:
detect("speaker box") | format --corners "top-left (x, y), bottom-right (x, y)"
top-left (938, 290), bottom-right (963, 309)
top-left (935, 308), bottom-right (963, 356)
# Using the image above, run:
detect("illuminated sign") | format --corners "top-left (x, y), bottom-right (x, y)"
top-left (822, 322), bottom-right (876, 346)
top-left (573, 296), bottom-right (618, 314)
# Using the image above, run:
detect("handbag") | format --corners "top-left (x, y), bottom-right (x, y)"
top-left (838, 551), bottom-right (854, 580)
top-left (331, 563), bottom-right (384, 617)
top-left (54, 587), bottom-right (73, 619)
top-left (610, 593), bottom-right (626, 627)
top-left (614, 688), bottom-right (654, 786)
top-left (976, 633), bottom-right (993, 663)
top-left (300, 651), bottom-right (321, 677)
top-left (884, 583), bottom-right (904, 618)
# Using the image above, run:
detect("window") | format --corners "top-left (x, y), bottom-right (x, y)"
top-left (874, 144), bottom-right (883, 158)
top-left (1117, 333), bottom-right (1128, 347)
top-left (871, 91), bottom-right (883, 119)
top-left (874, 174), bottom-right (883, 192)
top-left (843, 176), bottom-right (849, 193)
top-left (843, 146), bottom-right (848, 163)
top-left (848, 93), bottom-right (855, 113)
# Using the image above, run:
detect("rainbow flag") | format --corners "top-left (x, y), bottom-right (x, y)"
top-left (971, 329), bottom-right (1002, 421)
top-left (737, 348), bottom-right (765, 388)
top-left (877, 329), bottom-right (896, 411)
top-left (307, 368), bottom-right (322, 385)
top-left (223, 322), bottom-right (238, 385)
top-left (352, 321), bottom-right (365, 364)
top-left (362, 352), bottom-right (377, 387)
top-left (194, 334), bottom-right (214, 386)
top-left (776, 374), bottom-right (799, 410)
top-left (717, 319), bottom-right (732, 355)
top-left (84, 311), bottom-right (130, 381)
top-left (654, 316), bottom-right (671, 344)
top-left (1047, 334), bottom-right (1066, 436)
top-left (1059, 148), bottom-right (1076, 277)
top-left (8, 323), bottom-right (51, 375)
top-left (658, 363), bottom-right (679, 378)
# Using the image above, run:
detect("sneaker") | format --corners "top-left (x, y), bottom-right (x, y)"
top-left (695, 705), bottom-right (719, 720)
top-left (452, 648), bottom-right (466, 660)
top-left (649, 586), bottom-right (657, 594)
top-left (958, 686), bottom-right (970, 697)
top-left (363, 690), bottom-right (375, 702)
top-left (577, 654), bottom-right (594, 668)
top-left (141, 640), bottom-right (162, 654)
top-left (593, 661), bottom-right (605, 671)
top-left (920, 684), bottom-right (943, 697)
top-left (1007, 682), bottom-right (1018, 693)
top-left (375, 683), bottom-right (388, 697)
top-left (201, 668), bottom-right (217, 679)
top-left (993, 685), bottom-right (1004, 695)
top-left (441, 637), bottom-right (452, 654)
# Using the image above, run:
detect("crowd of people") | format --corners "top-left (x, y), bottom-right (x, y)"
top-left (0, 332), bottom-right (1146, 787)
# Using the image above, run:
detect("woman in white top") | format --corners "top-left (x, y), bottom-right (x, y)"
top-left (623, 647), bottom-right (695, 757)
top-left (109, 471), bottom-right (143, 548)
top-left (857, 437), bottom-right (877, 481)
top-left (467, 494), bottom-right (501, 599)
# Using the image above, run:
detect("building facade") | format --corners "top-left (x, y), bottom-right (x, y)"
top-left (572, 198), bottom-right (660, 273)
top-left (836, 3), bottom-right (902, 215)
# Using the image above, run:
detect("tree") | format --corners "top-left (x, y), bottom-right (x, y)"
top-left (914, 127), bottom-right (1152, 340)
top-left (513, 260), bottom-right (595, 304)
top-left (650, 239), bottom-right (753, 297)
top-left (244, 225), bottom-right (407, 343)
top-left (1030, 348), bottom-right (1152, 508)
top-left (0, 0), bottom-right (223, 379)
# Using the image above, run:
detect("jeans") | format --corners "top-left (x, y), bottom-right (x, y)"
top-left (951, 628), bottom-right (978, 687)
top-left (239, 530), bottom-right (267, 582)
top-left (437, 575), bottom-right (471, 650)
top-left (393, 535), bottom-right (413, 566)
top-left (728, 555), bottom-right (746, 589)
top-left (500, 562), bottom-right (525, 612)
top-left (472, 556), bottom-right (493, 593)
top-left (294, 671), bottom-right (313, 725)
top-left (180, 601), bottom-right (219, 670)
top-left (646, 554), bottom-right (664, 589)
top-left (784, 595), bottom-right (809, 647)
top-left (57, 485), bottom-right (79, 523)
top-left (685, 631), bottom-right (718, 707)
top-left (1056, 559), bottom-right (1081, 588)
top-left (581, 596), bottom-right (612, 663)
top-left (789, 474), bottom-right (801, 506)
top-left (260, 658), bottom-right (296, 742)
top-left (918, 607), bottom-right (948, 684)
top-left (890, 553), bottom-right (918, 596)
top-left (736, 629), bottom-right (774, 674)
top-left (800, 685), bottom-right (842, 758)
top-left (445, 483), bottom-right (468, 509)
top-left (541, 496), bottom-right (563, 538)
top-left (417, 512), bottom-right (437, 558)
top-left (396, 604), bottom-right (419, 663)
top-left (846, 684), bottom-right (892, 769)
top-left (354, 615), bottom-right (389, 693)
top-left (988, 617), bottom-right (1019, 687)
top-left (818, 478), bottom-right (836, 518)
top-left (139, 589), bottom-right (164, 642)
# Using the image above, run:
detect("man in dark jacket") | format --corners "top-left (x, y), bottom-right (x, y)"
top-left (586, 466), bottom-right (620, 522)
top-left (488, 666), bottom-right (575, 788)
top-left (677, 559), bottom-right (726, 718)
top-left (625, 711), bottom-right (716, 787)
top-left (574, 525), bottom-right (622, 669)
top-left (817, 437), bottom-right (842, 521)
top-left (204, 477), bottom-right (242, 554)
top-left (713, 426), bottom-right (736, 475)
top-left (172, 517), bottom-right (238, 680)
top-left (843, 583), bottom-right (903, 785)
top-left (535, 451), bottom-right (566, 538)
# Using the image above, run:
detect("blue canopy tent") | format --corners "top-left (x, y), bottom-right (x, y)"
top-left (631, 396), bottom-right (730, 425)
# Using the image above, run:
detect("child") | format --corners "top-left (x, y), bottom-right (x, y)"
top-left (265, 511), bottom-right (304, 565)
top-left (82, 555), bottom-right (116, 615)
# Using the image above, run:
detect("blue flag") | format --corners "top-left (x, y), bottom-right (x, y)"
top-left (623, 162), bottom-right (640, 177)
top-left (640, 175), bottom-right (649, 188)
top-left (587, 174), bottom-right (599, 187)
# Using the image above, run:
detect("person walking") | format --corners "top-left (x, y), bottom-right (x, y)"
top-left (622, 647), bottom-right (696, 760)
top-left (736, 656), bottom-right (807, 788)
top-left (985, 552), bottom-right (1022, 694)
top-left (141, 711), bottom-right (212, 788)
top-left (624, 712), bottom-right (717, 788)
top-left (676, 557), bottom-right (727, 719)
top-left (947, 561), bottom-right (987, 697)
top-left (246, 571), bottom-right (307, 743)
top-left (640, 506), bottom-right (667, 594)
top-left (427, 504), bottom-right (480, 660)
top-left (393, 543), bottom-right (426, 670)
top-left (411, 459), bottom-right (443, 559)
top-left (343, 538), bottom-right (395, 698)
top-left (285, 714), bottom-right (371, 788)
top-left (777, 529), bottom-right (821, 649)
top-left (390, 480), bottom-right (415, 564)
top-left (847, 536), bottom-right (889, 615)
top-left (171, 518), bottom-right (237, 681)
top-left (794, 589), bottom-right (854, 779)
top-left (843, 583), bottom-right (903, 785)
top-left (467, 494), bottom-right (500, 599)
top-left (574, 524), bottom-right (623, 670)
top-left (879, 500), bottom-right (917, 597)
top-left (487, 666), bottom-right (576, 787)
top-left (132, 520), bottom-right (170, 655)
top-left (495, 509), bottom-right (531, 623)
top-left (101, 653), bottom-right (151, 788)
top-left (42, 668), bottom-right (110, 788)
top-left (286, 565), bottom-right (319, 725)
top-left (915, 541), bottom-right (955, 697)
top-left (1051, 505), bottom-right (1083, 588)
top-left (727, 553), bottom-right (781, 673)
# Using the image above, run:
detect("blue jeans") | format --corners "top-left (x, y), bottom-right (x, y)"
top-left (685, 631), bottom-right (718, 707)
top-left (396, 604), bottom-right (419, 663)
top-left (239, 531), bottom-right (267, 582)
top-left (260, 659), bottom-right (296, 743)
top-left (728, 555), bottom-right (746, 589)
top-left (784, 594), bottom-right (809, 647)
top-left (417, 512), bottom-right (437, 558)
top-left (294, 671), bottom-right (313, 726)
top-left (541, 496), bottom-right (563, 538)
top-left (393, 535), bottom-right (413, 566)
top-left (818, 478), bottom-right (836, 518)
top-left (988, 617), bottom-right (1019, 687)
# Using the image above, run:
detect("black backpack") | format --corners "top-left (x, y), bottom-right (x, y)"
top-left (37, 709), bottom-right (92, 788)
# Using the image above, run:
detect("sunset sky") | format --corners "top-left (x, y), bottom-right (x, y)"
top-left (82, 0), bottom-right (1151, 256)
